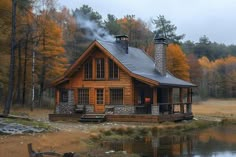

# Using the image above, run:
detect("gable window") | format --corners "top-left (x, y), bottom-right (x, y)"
top-left (78, 88), bottom-right (89, 105)
top-left (60, 89), bottom-right (68, 102)
top-left (84, 60), bottom-right (92, 80)
top-left (110, 88), bottom-right (123, 105)
top-left (109, 59), bottom-right (119, 79)
top-left (96, 58), bottom-right (104, 79)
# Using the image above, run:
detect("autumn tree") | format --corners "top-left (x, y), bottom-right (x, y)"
top-left (153, 15), bottom-right (185, 44)
top-left (117, 15), bottom-right (154, 54)
top-left (0, 0), bottom-right (35, 108)
top-left (166, 44), bottom-right (190, 81)
top-left (36, 13), bottom-right (68, 107)
top-left (198, 55), bottom-right (236, 98)
top-left (0, 0), bottom-right (11, 97)
top-left (187, 53), bottom-right (202, 84)
top-left (3, 0), bottom-right (17, 114)
top-left (48, 7), bottom-right (77, 63)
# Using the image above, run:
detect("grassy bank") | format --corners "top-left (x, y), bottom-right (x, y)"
top-left (91, 119), bottom-right (234, 142)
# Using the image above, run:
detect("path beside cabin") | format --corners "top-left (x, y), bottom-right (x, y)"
top-left (0, 99), bottom-right (236, 157)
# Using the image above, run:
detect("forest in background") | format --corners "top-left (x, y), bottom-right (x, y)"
top-left (1, 0), bottom-right (236, 110)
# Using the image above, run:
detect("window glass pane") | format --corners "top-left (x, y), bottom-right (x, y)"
top-left (109, 59), bottom-right (118, 79)
top-left (96, 89), bottom-right (104, 104)
top-left (110, 88), bottom-right (123, 105)
top-left (84, 60), bottom-right (92, 79)
top-left (60, 89), bottom-right (68, 102)
top-left (96, 59), bottom-right (104, 79)
top-left (78, 89), bottom-right (89, 105)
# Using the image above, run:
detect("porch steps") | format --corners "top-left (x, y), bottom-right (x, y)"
top-left (79, 114), bottom-right (106, 123)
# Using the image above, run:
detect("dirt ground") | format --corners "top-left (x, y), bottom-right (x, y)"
top-left (0, 99), bottom-right (236, 157)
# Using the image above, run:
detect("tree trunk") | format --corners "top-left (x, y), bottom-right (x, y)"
top-left (22, 33), bottom-right (29, 105)
top-left (16, 40), bottom-right (22, 105)
top-left (4, 0), bottom-right (17, 115)
top-left (38, 58), bottom-right (46, 108)
top-left (31, 51), bottom-right (35, 111)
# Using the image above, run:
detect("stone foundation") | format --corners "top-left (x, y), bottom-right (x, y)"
top-left (187, 104), bottom-right (192, 113)
top-left (56, 102), bottom-right (74, 114)
top-left (56, 90), bottom-right (75, 114)
top-left (85, 105), bottom-right (94, 113)
top-left (113, 105), bottom-right (135, 114)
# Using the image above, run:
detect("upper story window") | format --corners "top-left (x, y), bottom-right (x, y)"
top-left (96, 58), bottom-right (104, 79)
top-left (84, 60), bottom-right (92, 80)
top-left (109, 59), bottom-right (119, 79)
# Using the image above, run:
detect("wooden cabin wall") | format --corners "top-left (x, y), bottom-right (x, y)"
top-left (67, 50), bottom-right (134, 105)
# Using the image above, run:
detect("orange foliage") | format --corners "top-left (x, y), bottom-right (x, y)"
top-left (36, 15), bottom-right (68, 81)
top-left (167, 44), bottom-right (190, 81)
top-left (199, 55), bottom-right (236, 97)
top-left (187, 53), bottom-right (202, 84)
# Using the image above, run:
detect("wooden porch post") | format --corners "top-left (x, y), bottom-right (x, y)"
top-left (179, 88), bottom-right (184, 113)
top-left (153, 88), bottom-right (157, 106)
top-left (168, 88), bottom-right (173, 114)
top-left (152, 87), bottom-right (159, 115)
top-left (74, 88), bottom-right (78, 105)
top-left (187, 88), bottom-right (192, 113)
top-left (54, 89), bottom-right (60, 113)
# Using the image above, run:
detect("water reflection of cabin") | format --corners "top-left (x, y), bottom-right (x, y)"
top-left (51, 35), bottom-right (196, 122)
top-left (102, 135), bottom-right (194, 157)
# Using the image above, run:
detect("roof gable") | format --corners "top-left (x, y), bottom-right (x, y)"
top-left (52, 40), bottom-right (195, 87)
top-left (97, 40), bottom-right (195, 87)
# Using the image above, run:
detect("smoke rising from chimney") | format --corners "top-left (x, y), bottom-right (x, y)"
top-left (76, 14), bottom-right (114, 41)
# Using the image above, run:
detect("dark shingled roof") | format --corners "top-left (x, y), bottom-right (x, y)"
top-left (97, 40), bottom-right (195, 87)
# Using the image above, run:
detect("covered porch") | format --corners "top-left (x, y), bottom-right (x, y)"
top-left (130, 79), bottom-right (193, 116)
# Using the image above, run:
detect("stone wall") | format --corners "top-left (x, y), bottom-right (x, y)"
top-left (56, 90), bottom-right (75, 114)
top-left (154, 43), bottom-right (166, 76)
top-left (106, 105), bottom-right (135, 114)
top-left (187, 104), bottom-right (192, 113)
top-left (56, 102), bottom-right (74, 114)
top-left (85, 105), bottom-right (94, 113)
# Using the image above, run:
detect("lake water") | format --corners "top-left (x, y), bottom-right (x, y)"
top-left (101, 125), bottom-right (236, 157)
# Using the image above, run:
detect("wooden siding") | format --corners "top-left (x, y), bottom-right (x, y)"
top-left (64, 50), bottom-right (134, 110)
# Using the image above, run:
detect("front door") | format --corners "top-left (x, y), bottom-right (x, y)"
top-left (94, 88), bottom-right (105, 113)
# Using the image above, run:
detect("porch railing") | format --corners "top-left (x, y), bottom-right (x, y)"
top-left (159, 102), bottom-right (192, 115)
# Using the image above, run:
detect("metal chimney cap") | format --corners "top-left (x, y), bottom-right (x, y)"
top-left (115, 35), bottom-right (128, 40)
top-left (154, 33), bottom-right (167, 44)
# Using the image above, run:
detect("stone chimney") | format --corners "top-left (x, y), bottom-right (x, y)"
top-left (115, 35), bottom-right (128, 54)
top-left (154, 34), bottom-right (167, 76)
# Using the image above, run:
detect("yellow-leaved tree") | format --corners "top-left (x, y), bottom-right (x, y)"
top-left (36, 14), bottom-right (68, 106)
top-left (166, 44), bottom-right (190, 81)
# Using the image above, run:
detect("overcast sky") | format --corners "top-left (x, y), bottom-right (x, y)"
top-left (58, 0), bottom-right (236, 45)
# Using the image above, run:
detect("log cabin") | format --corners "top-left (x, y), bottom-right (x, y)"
top-left (50, 35), bottom-right (196, 122)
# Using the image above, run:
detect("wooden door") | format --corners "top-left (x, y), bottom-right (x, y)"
top-left (94, 88), bottom-right (105, 113)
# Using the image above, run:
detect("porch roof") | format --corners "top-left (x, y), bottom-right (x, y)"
top-left (97, 40), bottom-right (196, 87)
